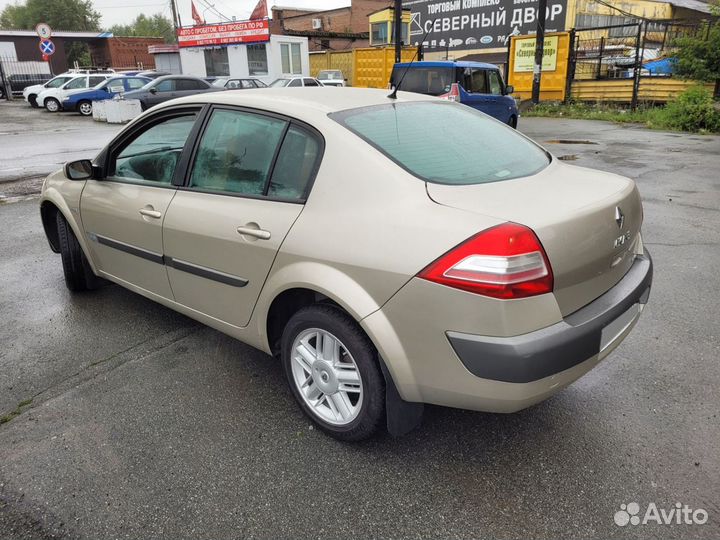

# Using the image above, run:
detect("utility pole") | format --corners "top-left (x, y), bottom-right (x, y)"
top-left (394, 0), bottom-right (403, 64)
top-left (169, 0), bottom-right (181, 30)
top-left (530, 0), bottom-right (548, 104)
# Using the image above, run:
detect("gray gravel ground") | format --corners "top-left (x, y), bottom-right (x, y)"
top-left (0, 104), bottom-right (719, 539)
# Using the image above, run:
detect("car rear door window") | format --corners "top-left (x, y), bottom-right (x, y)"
top-left (303, 78), bottom-right (319, 87)
top-left (126, 78), bottom-right (146, 90)
top-left (268, 125), bottom-right (321, 200)
top-left (65, 77), bottom-right (88, 90)
top-left (111, 113), bottom-right (197, 185)
top-left (89, 76), bottom-right (106, 87)
top-left (189, 109), bottom-right (287, 195)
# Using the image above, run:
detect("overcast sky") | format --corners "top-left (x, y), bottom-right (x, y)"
top-left (0, 0), bottom-right (351, 28)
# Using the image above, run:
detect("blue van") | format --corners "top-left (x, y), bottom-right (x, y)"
top-left (390, 61), bottom-right (519, 127)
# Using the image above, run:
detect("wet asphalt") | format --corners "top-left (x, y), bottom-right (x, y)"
top-left (0, 102), bottom-right (719, 539)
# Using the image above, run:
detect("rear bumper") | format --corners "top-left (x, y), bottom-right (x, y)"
top-left (447, 252), bottom-right (653, 383)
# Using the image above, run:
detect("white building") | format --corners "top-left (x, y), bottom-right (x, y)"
top-left (178, 34), bottom-right (309, 84)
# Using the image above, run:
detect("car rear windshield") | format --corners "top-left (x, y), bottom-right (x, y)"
top-left (330, 101), bottom-right (549, 185)
top-left (390, 67), bottom-right (453, 96)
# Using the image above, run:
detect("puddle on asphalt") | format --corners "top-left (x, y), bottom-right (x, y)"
top-left (545, 139), bottom-right (599, 145)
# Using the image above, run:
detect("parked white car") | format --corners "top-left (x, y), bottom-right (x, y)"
top-left (37, 74), bottom-right (112, 112)
top-left (23, 69), bottom-right (114, 107)
top-left (269, 76), bottom-right (324, 88)
top-left (317, 70), bottom-right (347, 87)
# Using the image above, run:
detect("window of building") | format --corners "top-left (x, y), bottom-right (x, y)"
top-left (280, 43), bottom-right (302, 74)
top-left (391, 22), bottom-right (410, 45)
top-left (371, 22), bottom-right (388, 46)
top-left (247, 43), bottom-right (268, 75)
top-left (204, 47), bottom-right (230, 77)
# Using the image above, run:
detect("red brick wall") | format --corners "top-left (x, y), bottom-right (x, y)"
top-left (93, 37), bottom-right (165, 69)
top-left (271, 0), bottom-right (390, 37)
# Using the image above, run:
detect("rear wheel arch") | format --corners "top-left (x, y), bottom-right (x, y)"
top-left (266, 286), bottom-right (423, 437)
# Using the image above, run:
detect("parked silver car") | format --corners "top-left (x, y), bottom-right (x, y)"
top-left (40, 88), bottom-right (652, 441)
top-left (122, 75), bottom-right (223, 110)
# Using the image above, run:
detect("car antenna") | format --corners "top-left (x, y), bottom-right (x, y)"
top-left (388, 20), bottom-right (435, 100)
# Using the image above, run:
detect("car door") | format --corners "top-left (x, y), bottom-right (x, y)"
top-left (162, 106), bottom-right (323, 327)
top-left (148, 79), bottom-right (176, 106)
top-left (457, 67), bottom-right (491, 114)
top-left (485, 69), bottom-right (511, 122)
top-left (80, 107), bottom-right (201, 298)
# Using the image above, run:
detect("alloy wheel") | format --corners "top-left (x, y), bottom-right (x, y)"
top-left (46, 98), bottom-right (59, 112)
top-left (290, 328), bottom-right (363, 426)
top-left (79, 102), bottom-right (92, 116)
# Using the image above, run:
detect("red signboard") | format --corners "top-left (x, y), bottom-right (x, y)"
top-left (177, 19), bottom-right (270, 48)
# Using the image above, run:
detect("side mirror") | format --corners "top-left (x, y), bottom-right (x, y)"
top-left (64, 159), bottom-right (94, 180)
top-left (149, 87), bottom-right (157, 94)
top-left (505, 85), bottom-right (514, 95)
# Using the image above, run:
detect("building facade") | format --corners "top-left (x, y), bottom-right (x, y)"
top-left (178, 34), bottom-right (310, 83)
top-left (401, 0), bottom-right (713, 65)
top-left (270, 0), bottom-right (392, 51)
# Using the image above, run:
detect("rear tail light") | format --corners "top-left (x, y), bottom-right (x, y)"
top-left (418, 223), bottom-right (553, 299)
top-left (439, 82), bottom-right (461, 102)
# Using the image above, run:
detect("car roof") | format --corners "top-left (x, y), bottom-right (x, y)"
top-left (393, 60), bottom-right (499, 70)
top-left (154, 75), bottom-right (205, 82)
top-left (164, 86), bottom-right (436, 116)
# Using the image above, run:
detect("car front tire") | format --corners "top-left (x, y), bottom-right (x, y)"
top-left (45, 97), bottom-right (60, 112)
top-left (56, 212), bottom-right (102, 292)
top-left (281, 304), bottom-right (385, 441)
top-left (78, 100), bottom-right (93, 116)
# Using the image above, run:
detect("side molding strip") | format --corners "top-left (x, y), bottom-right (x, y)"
top-left (165, 257), bottom-right (249, 288)
top-left (89, 232), bottom-right (164, 264)
top-left (88, 233), bottom-right (249, 288)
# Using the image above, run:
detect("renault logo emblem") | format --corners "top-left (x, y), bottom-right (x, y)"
top-left (615, 207), bottom-right (625, 229)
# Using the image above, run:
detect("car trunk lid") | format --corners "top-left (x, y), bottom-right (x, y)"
top-left (426, 159), bottom-right (643, 316)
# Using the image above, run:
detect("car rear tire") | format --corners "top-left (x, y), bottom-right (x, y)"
top-left (56, 212), bottom-right (102, 292)
top-left (0, 86), bottom-right (5, 99)
top-left (45, 97), bottom-right (60, 112)
top-left (28, 95), bottom-right (39, 107)
top-left (281, 304), bottom-right (385, 441)
top-left (78, 100), bottom-right (93, 116)
top-left (508, 115), bottom-right (518, 129)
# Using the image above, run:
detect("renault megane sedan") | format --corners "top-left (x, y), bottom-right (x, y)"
top-left (39, 88), bottom-right (652, 441)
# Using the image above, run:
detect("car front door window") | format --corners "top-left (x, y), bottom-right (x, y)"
top-left (155, 80), bottom-right (175, 92)
top-left (111, 114), bottom-right (197, 186)
top-left (488, 70), bottom-right (503, 95)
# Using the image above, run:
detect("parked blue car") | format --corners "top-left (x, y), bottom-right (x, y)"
top-left (390, 61), bottom-right (519, 127)
top-left (62, 76), bottom-right (151, 116)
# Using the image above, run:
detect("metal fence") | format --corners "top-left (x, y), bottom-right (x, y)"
top-left (0, 55), bottom-right (53, 100)
top-left (567, 19), bottom-right (712, 108)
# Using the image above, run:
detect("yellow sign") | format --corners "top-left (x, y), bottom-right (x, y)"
top-left (513, 35), bottom-right (558, 73)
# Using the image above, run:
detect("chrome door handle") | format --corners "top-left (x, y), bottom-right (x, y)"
top-left (139, 208), bottom-right (162, 219)
top-left (237, 226), bottom-right (271, 240)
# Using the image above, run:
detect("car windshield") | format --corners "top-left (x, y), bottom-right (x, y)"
top-left (269, 79), bottom-right (290, 88)
top-left (318, 71), bottom-right (342, 80)
top-left (331, 101), bottom-right (549, 185)
top-left (390, 67), bottom-right (454, 96)
top-left (46, 76), bottom-right (73, 88)
top-left (211, 78), bottom-right (229, 87)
